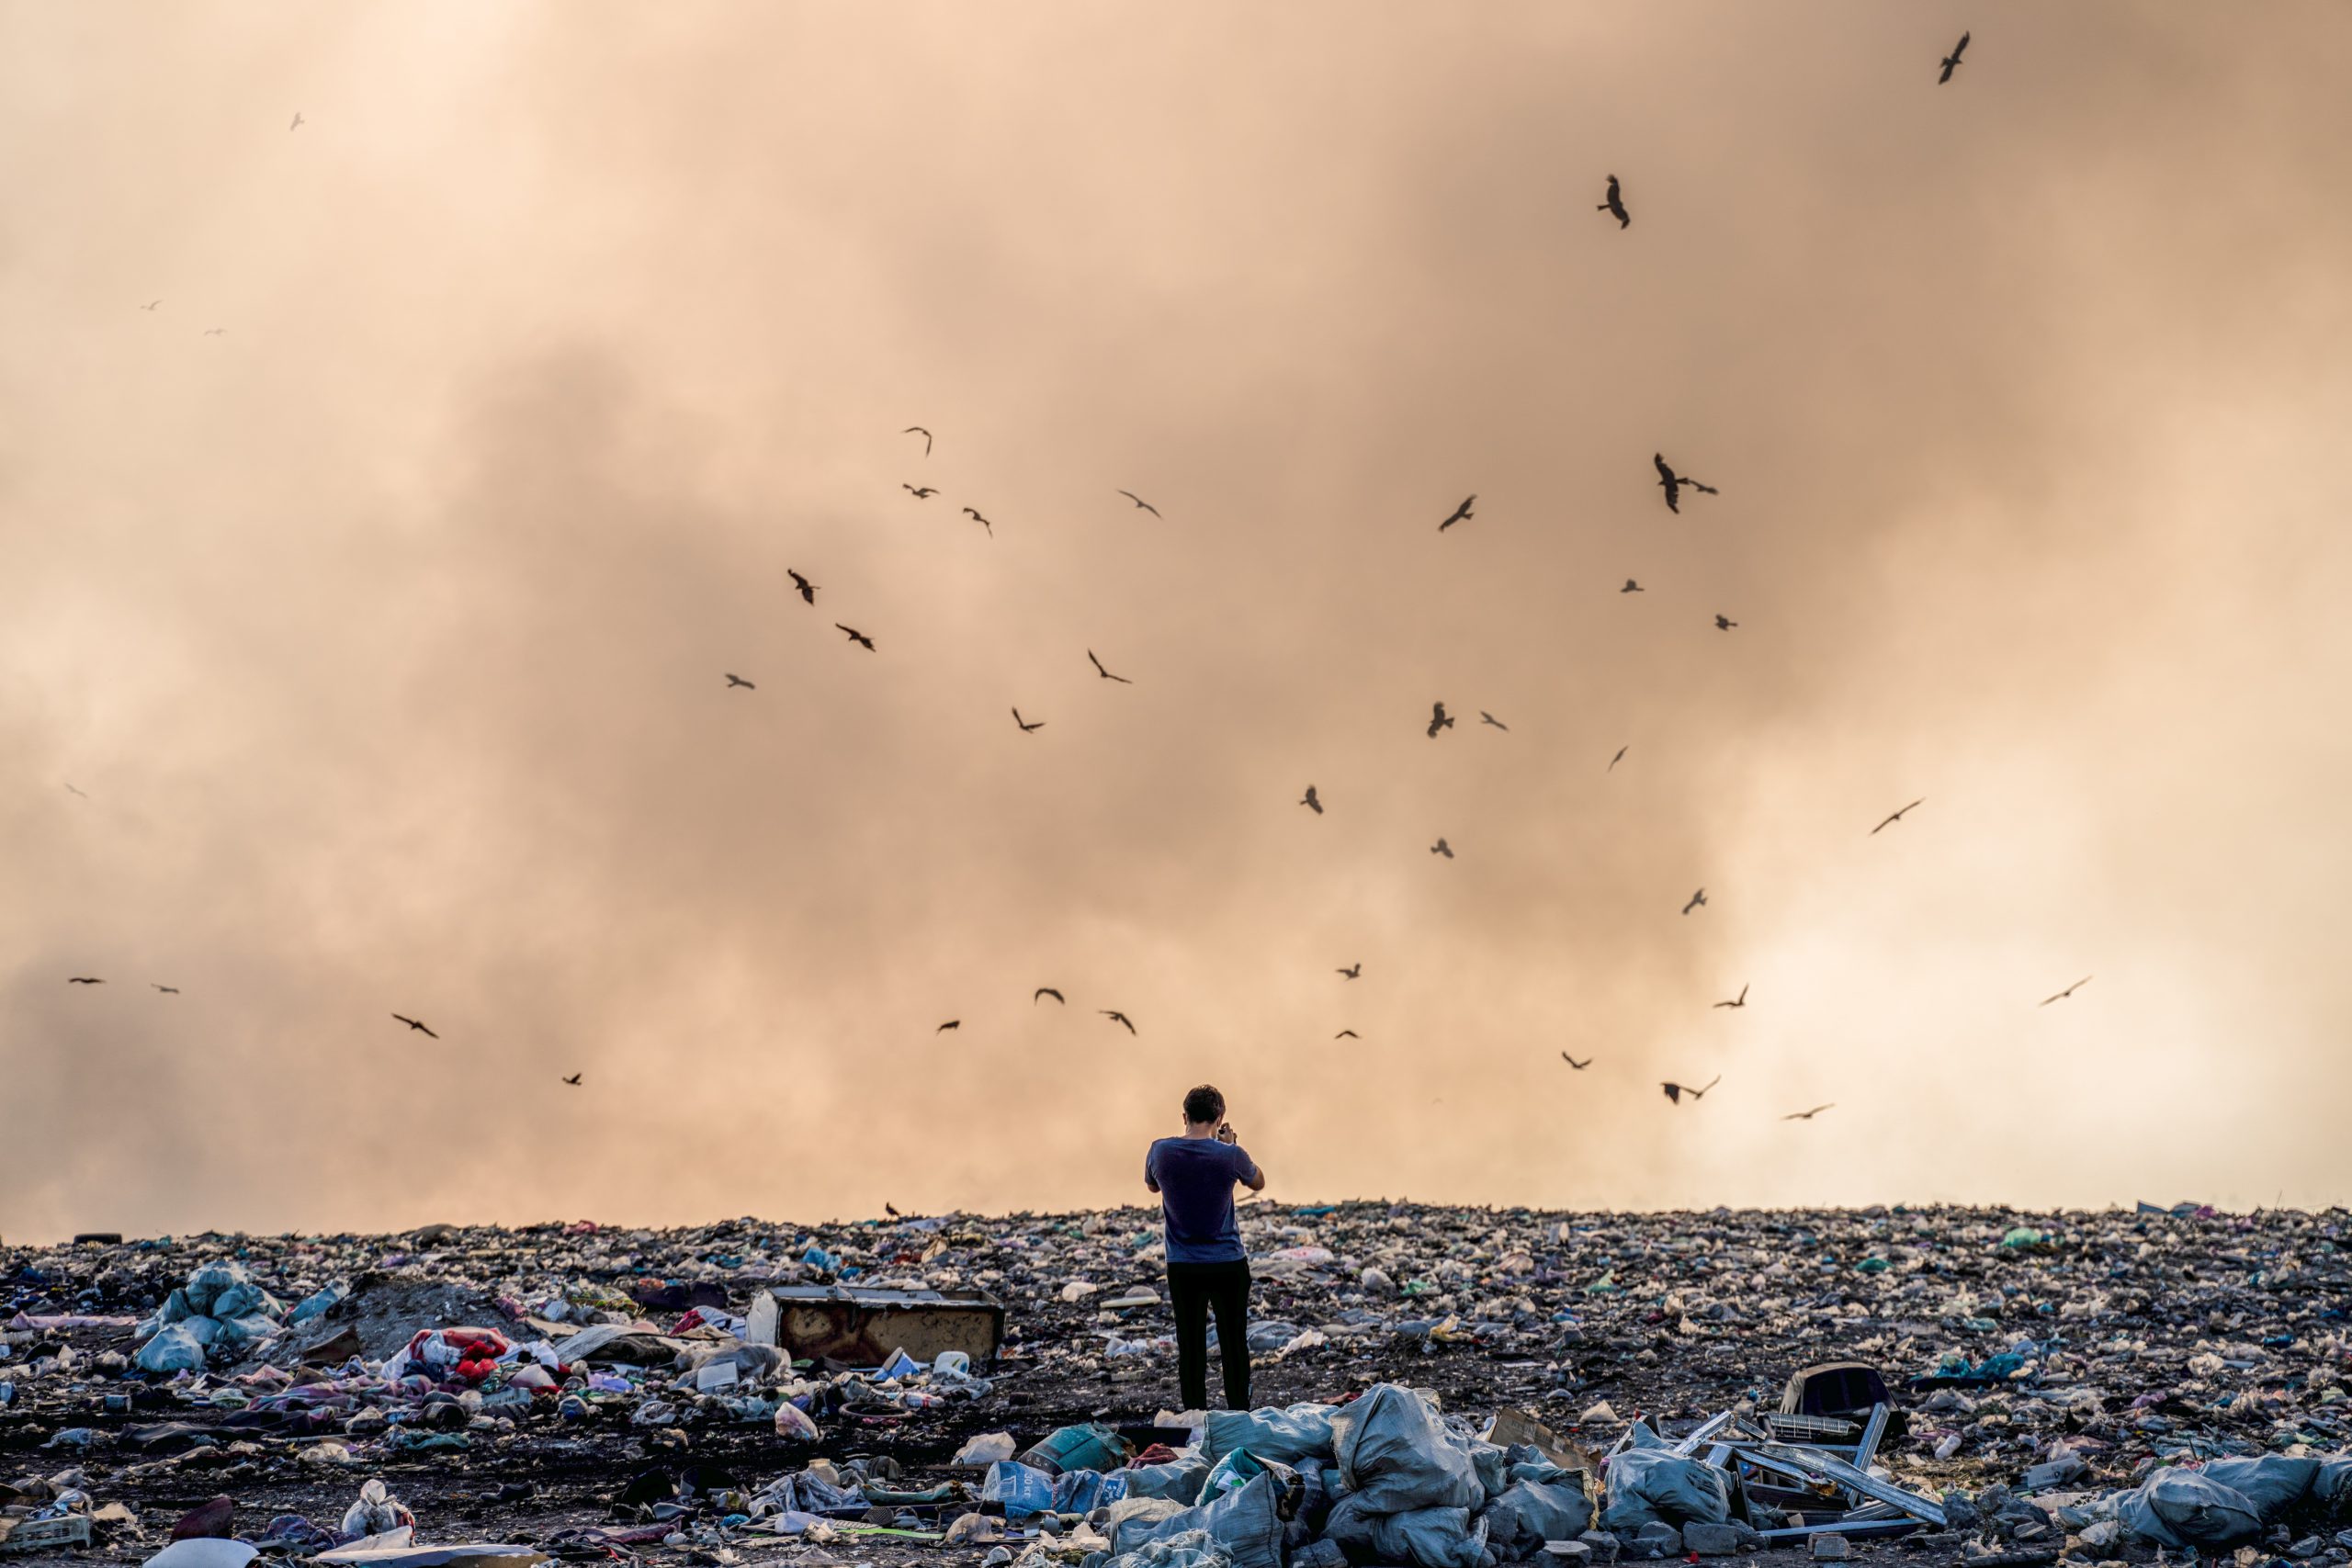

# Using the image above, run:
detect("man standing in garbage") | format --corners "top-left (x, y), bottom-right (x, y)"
top-left (1145, 1084), bottom-right (1266, 1412)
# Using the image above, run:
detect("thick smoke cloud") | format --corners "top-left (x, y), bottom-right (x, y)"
top-left (5, 3), bottom-right (2350, 1240)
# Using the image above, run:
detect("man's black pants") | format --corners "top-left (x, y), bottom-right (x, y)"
top-left (1167, 1258), bottom-right (1252, 1412)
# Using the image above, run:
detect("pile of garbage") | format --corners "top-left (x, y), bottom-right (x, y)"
top-left (3, 1201), bottom-right (2349, 1562)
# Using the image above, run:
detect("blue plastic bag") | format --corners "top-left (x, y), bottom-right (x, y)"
top-left (983, 1461), bottom-right (1056, 1518)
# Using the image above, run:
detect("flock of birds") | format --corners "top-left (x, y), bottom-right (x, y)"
top-left (59, 27), bottom-right (2081, 1131)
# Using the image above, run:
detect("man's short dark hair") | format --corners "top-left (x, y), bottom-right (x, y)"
top-left (1183, 1085), bottom-right (1226, 1125)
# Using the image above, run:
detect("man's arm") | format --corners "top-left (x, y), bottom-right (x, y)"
top-left (1237, 1148), bottom-right (1266, 1193)
top-left (1144, 1149), bottom-right (1159, 1194)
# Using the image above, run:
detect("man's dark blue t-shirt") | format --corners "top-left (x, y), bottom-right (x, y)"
top-left (1147, 1136), bottom-right (1255, 1264)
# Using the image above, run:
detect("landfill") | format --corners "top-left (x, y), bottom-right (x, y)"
top-left (5, 1202), bottom-right (2351, 1567)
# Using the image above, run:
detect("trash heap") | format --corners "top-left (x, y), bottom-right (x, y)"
top-left (2, 1201), bottom-right (2349, 1562)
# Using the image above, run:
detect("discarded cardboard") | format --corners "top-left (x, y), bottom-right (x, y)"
top-left (768, 1283), bottom-right (1005, 1366)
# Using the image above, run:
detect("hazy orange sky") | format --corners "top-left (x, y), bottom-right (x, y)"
top-left (6, 3), bottom-right (2351, 1241)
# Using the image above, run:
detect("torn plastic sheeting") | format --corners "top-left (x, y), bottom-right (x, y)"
top-left (1126, 1455), bottom-right (1212, 1505)
top-left (1329, 1384), bottom-right (1484, 1513)
top-left (1101, 1527), bottom-right (1234, 1568)
top-left (312, 1548), bottom-right (547, 1567)
top-left (1323, 1495), bottom-right (1492, 1568)
top-left (1203, 1403), bottom-right (1340, 1465)
top-left (1111, 1470), bottom-right (1288, 1568)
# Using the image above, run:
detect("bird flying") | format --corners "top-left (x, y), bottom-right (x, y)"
top-left (937, 1021), bottom-right (960, 1032)
top-left (1300, 785), bottom-right (1323, 815)
top-left (289, 111), bottom-right (305, 130)
top-left (835, 624), bottom-right (875, 649)
top-left (1430, 837), bottom-right (1453, 858)
top-left (1117, 491), bottom-right (1160, 517)
top-left (1034, 987), bottom-right (1064, 1005)
top-left (961, 507), bottom-right (992, 536)
top-left (786, 570), bottom-right (818, 604)
top-left (725, 673), bottom-right (755, 689)
top-left (1480, 711), bottom-right (1509, 731)
top-left (1560, 1053), bottom-right (1592, 1069)
top-left (1338, 963), bottom-right (1361, 979)
top-left (63, 782), bottom-right (90, 798)
top-left (1438, 495), bottom-right (1476, 531)
top-left (1609, 745), bottom-right (1628, 772)
top-left (1872, 799), bottom-right (1926, 834)
top-left (1012, 707), bottom-right (1045, 732)
top-left (903, 485), bottom-right (937, 499)
top-left (561, 1073), bottom-right (583, 1086)
top-left (2040, 976), bottom-right (2093, 1007)
top-left (1661, 1075), bottom-right (1721, 1105)
top-left (1683, 887), bottom-right (1707, 915)
top-left (392, 1013), bottom-right (438, 1038)
top-left (152, 984), bottom-right (179, 994)
top-left (67, 976), bottom-right (103, 985)
top-left (1654, 453), bottom-right (1718, 513)
top-left (1334, 1030), bottom-right (1359, 1040)
top-left (1939, 30), bottom-right (1970, 84)
top-left (203, 327), bottom-right (225, 335)
top-left (1621, 579), bottom-right (1644, 593)
top-left (1088, 650), bottom-right (1131, 683)
top-left (1428, 701), bottom-right (1455, 739)
top-left (1782, 1103), bottom-right (1836, 1121)
top-left (1714, 614), bottom-right (1738, 630)
top-left (1598, 175), bottom-right (1629, 228)
top-left (1713, 985), bottom-right (1748, 1010)
top-left (141, 300), bottom-right (161, 311)
top-left (904, 425), bottom-right (932, 456)
top-left (1101, 1010), bottom-right (1136, 1034)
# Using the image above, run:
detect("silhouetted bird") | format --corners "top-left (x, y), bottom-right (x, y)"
top-left (1118, 490), bottom-right (1159, 517)
top-left (786, 570), bottom-right (818, 604)
top-left (903, 484), bottom-right (937, 499)
top-left (152, 984), bottom-right (179, 994)
top-left (1560, 1053), bottom-right (1591, 1069)
top-left (172, 1496), bottom-right (236, 1540)
top-left (1939, 30), bottom-right (1970, 84)
top-left (1034, 987), bottom-right (1064, 1005)
top-left (203, 327), bottom-right (225, 335)
top-left (904, 425), bottom-right (932, 456)
top-left (1334, 1030), bottom-right (1359, 1039)
top-left (886, 1201), bottom-right (900, 1216)
top-left (1300, 785), bottom-right (1322, 815)
top-left (288, 112), bottom-right (304, 131)
top-left (1480, 711), bottom-right (1508, 731)
top-left (1438, 495), bottom-right (1476, 531)
top-left (1430, 837), bottom-right (1453, 859)
top-left (1621, 579), bottom-right (1644, 592)
top-left (2040, 976), bottom-right (2092, 1007)
top-left (1683, 887), bottom-right (1707, 915)
top-left (392, 1013), bottom-right (437, 1038)
top-left (67, 976), bottom-right (103, 985)
top-left (1088, 649), bottom-right (1131, 683)
top-left (1012, 707), bottom-right (1044, 732)
top-left (141, 299), bottom-right (161, 311)
top-left (1338, 963), bottom-right (1360, 979)
top-left (961, 506), bottom-right (991, 536)
top-left (561, 1073), bottom-right (582, 1086)
top-left (64, 782), bottom-right (90, 798)
top-left (1598, 175), bottom-right (1629, 228)
top-left (1713, 985), bottom-right (1748, 1010)
top-left (937, 1021), bottom-right (959, 1032)
top-left (1654, 453), bottom-right (1718, 513)
top-left (1714, 614), bottom-right (1738, 630)
top-left (725, 673), bottom-right (755, 689)
top-left (1427, 701), bottom-right (1455, 739)
top-left (1661, 1075), bottom-right (1720, 1105)
top-left (1101, 1010), bottom-right (1136, 1034)
top-left (1783, 1103), bottom-right (1835, 1121)
top-left (1872, 799), bottom-right (1925, 834)
top-left (835, 624), bottom-right (875, 649)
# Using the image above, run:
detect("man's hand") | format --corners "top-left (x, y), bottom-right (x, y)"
top-left (1216, 1123), bottom-right (1238, 1145)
